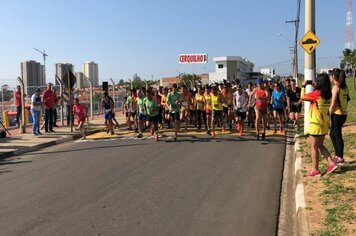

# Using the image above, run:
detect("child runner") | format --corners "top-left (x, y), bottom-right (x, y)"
top-left (73, 98), bottom-right (87, 140)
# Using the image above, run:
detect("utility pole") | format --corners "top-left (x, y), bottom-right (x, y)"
top-left (87, 77), bottom-right (94, 120)
top-left (304, 0), bottom-right (316, 134)
top-left (286, 0), bottom-right (301, 82)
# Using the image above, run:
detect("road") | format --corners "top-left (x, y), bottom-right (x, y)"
top-left (0, 133), bottom-right (285, 236)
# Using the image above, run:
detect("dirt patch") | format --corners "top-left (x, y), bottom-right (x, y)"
top-left (300, 123), bottom-right (356, 235)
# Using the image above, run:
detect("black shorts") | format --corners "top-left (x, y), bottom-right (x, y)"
top-left (170, 112), bottom-right (180, 122)
top-left (290, 104), bottom-right (302, 113)
top-left (147, 115), bottom-right (159, 125)
top-left (223, 105), bottom-right (231, 115)
top-left (236, 111), bottom-right (247, 120)
top-left (273, 108), bottom-right (284, 115)
top-left (212, 110), bottom-right (223, 119)
top-left (131, 112), bottom-right (137, 118)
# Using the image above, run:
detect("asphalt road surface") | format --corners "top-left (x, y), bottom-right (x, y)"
top-left (0, 134), bottom-right (285, 236)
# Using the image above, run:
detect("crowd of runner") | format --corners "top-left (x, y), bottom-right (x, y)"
top-left (119, 77), bottom-right (303, 142)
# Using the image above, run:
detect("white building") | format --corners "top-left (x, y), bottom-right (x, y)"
top-left (83, 61), bottom-right (99, 87)
top-left (260, 68), bottom-right (275, 78)
top-left (209, 56), bottom-right (254, 84)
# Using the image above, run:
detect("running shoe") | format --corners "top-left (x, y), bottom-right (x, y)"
top-left (325, 162), bottom-right (338, 175)
top-left (137, 133), bottom-right (143, 138)
top-left (273, 130), bottom-right (277, 134)
top-left (135, 128), bottom-right (139, 133)
top-left (332, 157), bottom-right (345, 166)
top-left (236, 123), bottom-right (241, 132)
top-left (256, 134), bottom-right (260, 140)
top-left (207, 130), bottom-right (211, 136)
top-left (262, 133), bottom-right (266, 140)
top-left (173, 136), bottom-right (177, 141)
top-left (106, 129), bottom-right (109, 134)
top-left (111, 131), bottom-right (115, 135)
top-left (306, 170), bottom-right (321, 177)
top-left (267, 125), bottom-right (270, 130)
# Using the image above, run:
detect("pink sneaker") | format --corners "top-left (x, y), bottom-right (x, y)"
top-left (325, 162), bottom-right (338, 175)
top-left (306, 170), bottom-right (321, 177)
top-left (332, 157), bottom-right (345, 166)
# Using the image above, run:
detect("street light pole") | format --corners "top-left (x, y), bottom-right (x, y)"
top-left (87, 77), bottom-right (94, 120)
top-left (55, 76), bottom-right (64, 126)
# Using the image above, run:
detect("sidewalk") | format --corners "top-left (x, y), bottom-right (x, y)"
top-left (0, 113), bottom-right (127, 159)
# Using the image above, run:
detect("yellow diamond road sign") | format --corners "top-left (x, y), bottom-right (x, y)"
top-left (299, 31), bottom-right (320, 54)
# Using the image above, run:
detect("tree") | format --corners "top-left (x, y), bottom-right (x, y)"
top-left (132, 73), bottom-right (145, 89)
top-left (118, 79), bottom-right (124, 85)
top-left (180, 74), bottom-right (201, 89)
top-left (341, 48), bottom-right (356, 89)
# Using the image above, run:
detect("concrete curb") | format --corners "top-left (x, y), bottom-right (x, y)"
top-left (0, 129), bottom-right (102, 160)
top-left (294, 136), bottom-right (310, 236)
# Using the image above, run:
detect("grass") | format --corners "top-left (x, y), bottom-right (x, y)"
top-left (298, 98), bottom-right (356, 236)
top-left (346, 78), bottom-right (356, 123)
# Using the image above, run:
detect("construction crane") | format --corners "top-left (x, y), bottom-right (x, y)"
top-left (33, 48), bottom-right (48, 86)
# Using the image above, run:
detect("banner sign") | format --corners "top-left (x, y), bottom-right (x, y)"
top-left (179, 54), bottom-right (208, 64)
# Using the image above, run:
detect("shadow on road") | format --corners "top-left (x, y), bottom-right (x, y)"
top-left (21, 143), bottom-right (149, 157)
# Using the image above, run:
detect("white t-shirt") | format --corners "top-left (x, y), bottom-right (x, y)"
top-left (31, 94), bottom-right (42, 111)
top-left (246, 88), bottom-right (256, 107)
top-left (234, 91), bottom-right (248, 112)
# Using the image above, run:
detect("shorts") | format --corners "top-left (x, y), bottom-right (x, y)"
top-left (125, 112), bottom-right (129, 117)
top-left (77, 117), bottom-right (86, 123)
top-left (164, 109), bottom-right (170, 115)
top-left (255, 108), bottom-right (267, 115)
top-left (189, 109), bottom-right (195, 115)
top-left (131, 112), bottom-right (137, 118)
top-left (290, 104), bottom-right (302, 113)
top-left (212, 110), bottom-right (223, 119)
top-left (170, 112), bottom-right (180, 122)
top-left (273, 108), bottom-right (284, 115)
top-left (206, 109), bottom-right (212, 116)
top-left (267, 104), bottom-right (273, 113)
top-left (147, 115), bottom-right (159, 125)
top-left (236, 111), bottom-right (247, 120)
top-left (138, 112), bottom-right (146, 121)
top-left (104, 110), bottom-right (113, 120)
top-left (223, 105), bottom-right (231, 115)
top-left (308, 134), bottom-right (326, 137)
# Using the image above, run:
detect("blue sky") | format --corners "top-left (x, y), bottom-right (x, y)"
top-left (0, 0), bottom-right (349, 85)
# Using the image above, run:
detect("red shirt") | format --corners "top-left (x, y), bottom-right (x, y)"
top-left (255, 88), bottom-right (269, 109)
top-left (15, 90), bottom-right (21, 107)
top-left (43, 89), bottom-right (55, 108)
top-left (73, 104), bottom-right (86, 121)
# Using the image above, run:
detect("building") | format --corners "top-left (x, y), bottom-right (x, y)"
top-left (260, 68), bottom-right (275, 78)
top-left (21, 60), bottom-right (44, 96)
top-left (209, 56), bottom-right (254, 84)
top-left (320, 68), bottom-right (332, 74)
top-left (75, 72), bottom-right (85, 89)
top-left (83, 61), bottom-right (99, 87)
top-left (55, 63), bottom-right (74, 85)
top-left (160, 74), bottom-right (209, 88)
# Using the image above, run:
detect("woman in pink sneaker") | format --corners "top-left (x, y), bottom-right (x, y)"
top-left (301, 73), bottom-right (337, 177)
top-left (329, 69), bottom-right (350, 166)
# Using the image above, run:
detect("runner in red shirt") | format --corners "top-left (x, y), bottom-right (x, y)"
top-left (73, 98), bottom-right (87, 139)
top-left (249, 78), bottom-right (270, 140)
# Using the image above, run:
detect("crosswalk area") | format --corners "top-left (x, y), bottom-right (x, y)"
top-left (82, 126), bottom-right (286, 142)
